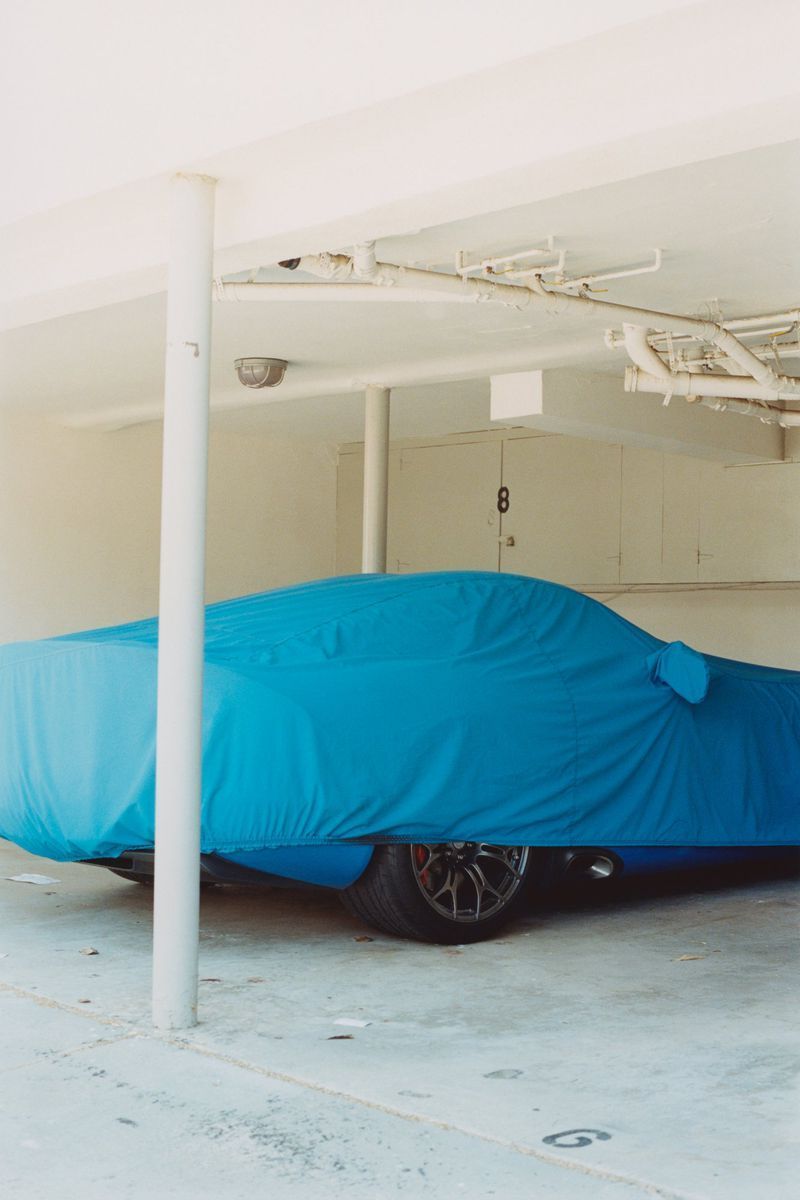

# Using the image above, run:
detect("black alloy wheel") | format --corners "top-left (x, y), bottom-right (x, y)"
top-left (341, 841), bottom-right (538, 943)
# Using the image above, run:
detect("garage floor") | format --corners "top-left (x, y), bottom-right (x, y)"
top-left (1, 839), bottom-right (797, 1200)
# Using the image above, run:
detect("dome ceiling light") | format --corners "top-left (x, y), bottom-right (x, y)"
top-left (234, 357), bottom-right (288, 389)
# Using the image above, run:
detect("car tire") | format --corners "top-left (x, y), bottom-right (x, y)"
top-left (341, 842), bottom-right (546, 944)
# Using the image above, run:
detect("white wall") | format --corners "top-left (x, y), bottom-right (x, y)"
top-left (337, 431), bottom-right (800, 670)
top-left (0, 412), bottom-right (336, 642)
top-left (595, 589), bottom-right (799, 671)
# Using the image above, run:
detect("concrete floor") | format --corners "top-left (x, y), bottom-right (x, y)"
top-left (1, 839), bottom-right (797, 1200)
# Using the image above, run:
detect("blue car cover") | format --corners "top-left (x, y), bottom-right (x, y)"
top-left (0, 571), bottom-right (798, 862)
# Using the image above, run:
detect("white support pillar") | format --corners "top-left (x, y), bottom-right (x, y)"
top-left (152, 173), bottom-right (216, 1030)
top-left (361, 385), bottom-right (391, 573)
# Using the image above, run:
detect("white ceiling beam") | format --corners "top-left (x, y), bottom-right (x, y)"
top-left (490, 370), bottom-right (785, 463)
top-left (3, 1), bottom-right (799, 334)
top-left (4, 1), bottom-right (694, 228)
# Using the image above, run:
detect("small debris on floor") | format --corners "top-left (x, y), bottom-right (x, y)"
top-left (7, 874), bottom-right (60, 885)
top-left (200, 977), bottom-right (222, 983)
top-left (327, 1034), bottom-right (354, 1040)
top-left (484, 1069), bottom-right (523, 1079)
top-left (353, 935), bottom-right (374, 942)
top-left (77, 998), bottom-right (92, 1004)
top-left (333, 1017), bottom-right (371, 1028)
top-left (675, 954), bottom-right (706, 961)
top-left (247, 976), bottom-right (265, 983)
top-left (79, 946), bottom-right (99, 956)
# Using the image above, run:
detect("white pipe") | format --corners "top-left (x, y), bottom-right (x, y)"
top-left (525, 277), bottom-right (800, 397)
top-left (606, 315), bottom-right (800, 350)
top-left (626, 327), bottom-right (784, 391)
top-left (623, 360), bottom-right (800, 403)
top-left (623, 323), bottom-right (673, 380)
top-left (214, 282), bottom-right (470, 303)
top-left (286, 252), bottom-right (800, 396)
top-left (152, 173), bottom-right (216, 1031)
top-left (558, 249), bottom-right (662, 292)
top-left (493, 250), bottom-right (566, 281)
top-left (362, 385), bottom-right (390, 573)
top-left (460, 242), bottom-right (566, 281)
top-left (624, 364), bottom-right (800, 403)
top-left (625, 366), bottom-right (800, 425)
top-left (291, 252), bottom-right (540, 306)
top-left (353, 241), bottom-right (378, 280)
top-left (465, 237), bottom-right (555, 274)
top-left (654, 325), bottom-right (798, 345)
top-left (723, 310), bottom-right (800, 331)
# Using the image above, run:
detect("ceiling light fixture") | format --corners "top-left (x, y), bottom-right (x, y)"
top-left (234, 357), bottom-right (288, 389)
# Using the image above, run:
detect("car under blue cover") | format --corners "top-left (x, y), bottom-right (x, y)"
top-left (0, 571), bottom-right (797, 940)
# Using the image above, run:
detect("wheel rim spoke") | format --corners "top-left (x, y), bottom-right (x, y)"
top-left (462, 864), bottom-right (485, 920)
top-left (419, 848), bottom-right (444, 874)
top-left (469, 860), bottom-right (503, 900)
top-left (430, 868), bottom-right (459, 916)
top-left (475, 848), bottom-right (524, 881)
top-left (410, 842), bottom-right (529, 925)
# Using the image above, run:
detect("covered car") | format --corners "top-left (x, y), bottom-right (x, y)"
top-left (0, 571), bottom-right (798, 940)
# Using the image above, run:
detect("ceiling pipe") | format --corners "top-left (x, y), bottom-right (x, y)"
top-left (215, 281), bottom-right (470, 303)
top-left (623, 323), bottom-right (674, 381)
top-left (723, 310), bottom-right (800, 331)
top-left (353, 241), bottom-right (379, 281)
top-left (625, 367), bottom-right (800, 426)
top-left (622, 323), bottom-right (800, 407)
top-left (605, 314), bottom-right (800, 349)
top-left (279, 252), bottom-right (800, 404)
top-left (616, 322), bottom-right (799, 386)
top-left (557, 248), bottom-right (662, 293)
top-left (623, 320), bottom-right (800, 424)
top-left (525, 277), bottom-right (800, 398)
top-left (280, 252), bottom-right (536, 306)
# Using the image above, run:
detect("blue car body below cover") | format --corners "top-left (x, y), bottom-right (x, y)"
top-left (0, 571), bottom-right (798, 863)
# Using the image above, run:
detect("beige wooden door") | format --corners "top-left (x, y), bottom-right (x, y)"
top-left (499, 435), bottom-right (622, 586)
top-left (390, 441), bottom-right (502, 573)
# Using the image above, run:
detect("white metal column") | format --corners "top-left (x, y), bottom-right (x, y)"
top-left (152, 173), bottom-right (216, 1030)
top-left (361, 385), bottom-right (391, 573)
